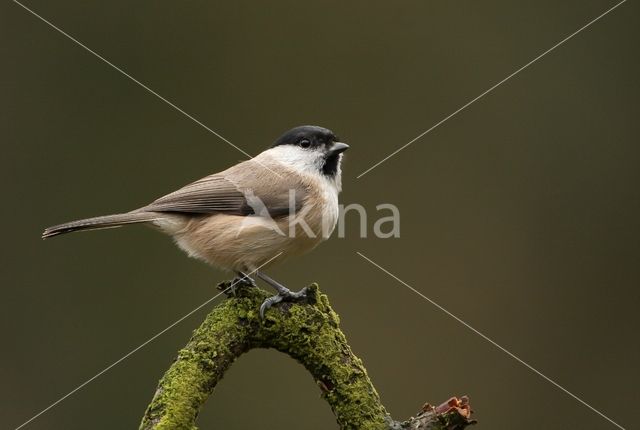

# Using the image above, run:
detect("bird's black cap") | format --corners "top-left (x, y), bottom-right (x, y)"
top-left (272, 125), bottom-right (339, 149)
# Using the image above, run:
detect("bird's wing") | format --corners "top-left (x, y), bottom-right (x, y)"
top-left (139, 159), bottom-right (306, 217)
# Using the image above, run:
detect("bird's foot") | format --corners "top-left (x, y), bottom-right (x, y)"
top-left (217, 272), bottom-right (257, 297)
top-left (234, 271), bottom-right (257, 288)
top-left (259, 286), bottom-right (309, 319)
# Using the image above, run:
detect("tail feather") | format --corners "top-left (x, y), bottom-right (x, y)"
top-left (42, 212), bottom-right (162, 239)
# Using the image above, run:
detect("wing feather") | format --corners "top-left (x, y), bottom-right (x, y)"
top-left (138, 160), bottom-right (306, 217)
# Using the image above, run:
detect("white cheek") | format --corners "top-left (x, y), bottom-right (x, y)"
top-left (264, 146), bottom-right (325, 174)
top-left (260, 146), bottom-right (343, 193)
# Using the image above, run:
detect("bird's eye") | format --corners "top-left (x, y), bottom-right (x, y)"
top-left (299, 139), bottom-right (311, 148)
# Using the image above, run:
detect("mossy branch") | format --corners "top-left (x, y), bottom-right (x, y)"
top-left (139, 283), bottom-right (475, 430)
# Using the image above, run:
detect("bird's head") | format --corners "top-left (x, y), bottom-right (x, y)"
top-left (270, 125), bottom-right (349, 178)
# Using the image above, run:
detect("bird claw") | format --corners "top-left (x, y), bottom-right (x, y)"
top-left (259, 286), bottom-right (308, 319)
top-left (235, 273), bottom-right (257, 288)
top-left (218, 272), bottom-right (257, 297)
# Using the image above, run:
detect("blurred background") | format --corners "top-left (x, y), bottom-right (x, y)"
top-left (2, 1), bottom-right (638, 429)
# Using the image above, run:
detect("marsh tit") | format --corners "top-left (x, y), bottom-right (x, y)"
top-left (43, 125), bottom-right (348, 316)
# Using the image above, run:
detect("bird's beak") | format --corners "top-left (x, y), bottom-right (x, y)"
top-left (328, 142), bottom-right (349, 156)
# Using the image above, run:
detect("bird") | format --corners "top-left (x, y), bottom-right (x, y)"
top-left (42, 125), bottom-right (349, 317)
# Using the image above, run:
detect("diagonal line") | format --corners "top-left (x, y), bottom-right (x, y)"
top-left (12, 0), bottom-right (282, 179)
top-left (13, 252), bottom-right (283, 430)
top-left (356, 251), bottom-right (627, 430)
top-left (357, 0), bottom-right (627, 178)
top-left (12, 0), bottom-right (249, 158)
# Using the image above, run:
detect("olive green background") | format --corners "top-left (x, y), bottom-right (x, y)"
top-left (2, 1), bottom-right (638, 429)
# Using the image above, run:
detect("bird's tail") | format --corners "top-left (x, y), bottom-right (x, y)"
top-left (42, 211), bottom-right (162, 239)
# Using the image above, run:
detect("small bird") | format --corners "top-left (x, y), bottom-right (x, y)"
top-left (43, 125), bottom-right (349, 316)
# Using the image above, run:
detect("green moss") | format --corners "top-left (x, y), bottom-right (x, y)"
top-left (140, 284), bottom-right (388, 430)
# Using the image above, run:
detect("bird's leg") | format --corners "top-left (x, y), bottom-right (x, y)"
top-left (256, 271), bottom-right (308, 319)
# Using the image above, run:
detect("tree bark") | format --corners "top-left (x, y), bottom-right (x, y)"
top-left (139, 283), bottom-right (475, 430)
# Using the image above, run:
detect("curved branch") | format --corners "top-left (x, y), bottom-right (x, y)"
top-left (139, 283), bottom-right (475, 430)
